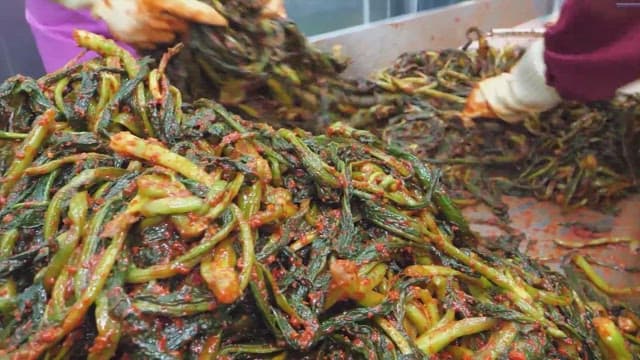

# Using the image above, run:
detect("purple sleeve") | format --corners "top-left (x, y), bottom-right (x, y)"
top-left (543, 0), bottom-right (640, 101)
top-left (25, 0), bottom-right (137, 73)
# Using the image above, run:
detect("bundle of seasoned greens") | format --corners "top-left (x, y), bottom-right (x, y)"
top-left (149, 0), bottom-right (356, 131)
top-left (0, 31), bottom-right (638, 359)
top-left (375, 40), bottom-right (640, 214)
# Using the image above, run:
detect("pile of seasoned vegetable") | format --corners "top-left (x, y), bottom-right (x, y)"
top-left (1, 31), bottom-right (639, 359)
top-left (375, 38), bottom-right (640, 215)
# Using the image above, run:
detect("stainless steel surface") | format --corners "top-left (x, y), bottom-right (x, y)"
top-left (465, 195), bottom-right (640, 307)
top-left (487, 28), bottom-right (546, 37)
top-left (474, 14), bottom-right (559, 50)
top-left (310, 0), bottom-right (554, 78)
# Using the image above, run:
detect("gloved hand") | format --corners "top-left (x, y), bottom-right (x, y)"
top-left (59, 0), bottom-right (228, 49)
top-left (463, 39), bottom-right (562, 123)
top-left (262, 0), bottom-right (288, 19)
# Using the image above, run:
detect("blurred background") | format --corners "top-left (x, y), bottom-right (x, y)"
top-left (0, 0), bottom-right (44, 79)
top-left (286, 0), bottom-right (465, 35)
top-left (0, 0), bottom-right (466, 79)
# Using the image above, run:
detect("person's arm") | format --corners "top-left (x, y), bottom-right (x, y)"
top-left (544, 0), bottom-right (640, 101)
top-left (55, 0), bottom-right (228, 49)
top-left (464, 0), bottom-right (640, 122)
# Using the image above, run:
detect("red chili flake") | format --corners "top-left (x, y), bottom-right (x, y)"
top-left (173, 263), bottom-right (191, 275)
top-left (557, 346), bottom-right (569, 357)
top-left (89, 335), bottom-right (109, 353)
top-left (494, 294), bottom-right (508, 303)
top-left (36, 117), bottom-right (50, 126)
top-left (271, 267), bottom-right (285, 279)
top-left (367, 312), bottom-right (374, 319)
top-left (183, 293), bottom-right (192, 302)
top-left (289, 315), bottom-right (302, 328)
top-left (307, 291), bottom-right (321, 304)
top-left (45, 277), bottom-right (56, 287)
top-left (186, 212), bottom-right (200, 221)
top-left (14, 150), bottom-right (25, 160)
top-left (63, 278), bottom-right (75, 300)
top-left (171, 241), bottom-right (186, 254)
top-left (338, 174), bottom-right (348, 188)
top-left (221, 132), bottom-right (242, 145)
top-left (298, 325), bottom-right (315, 348)
top-left (67, 266), bottom-right (78, 275)
top-left (249, 268), bottom-right (261, 282)
top-left (157, 335), bottom-right (167, 352)
top-left (508, 350), bottom-right (526, 360)
top-left (2, 214), bottom-right (14, 223)
top-left (40, 328), bottom-right (59, 342)
top-left (123, 181), bottom-right (138, 197)
top-left (191, 271), bottom-right (203, 285)
top-left (249, 217), bottom-right (263, 229)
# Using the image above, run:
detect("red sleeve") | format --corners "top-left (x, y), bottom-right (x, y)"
top-left (543, 0), bottom-right (640, 101)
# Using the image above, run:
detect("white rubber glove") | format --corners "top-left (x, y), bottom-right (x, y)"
top-left (464, 39), bottom-right (562, 123)
top-left (619, 79), bottom-right (640, 95)
top-left (58, 0), bottom-right (228, 49)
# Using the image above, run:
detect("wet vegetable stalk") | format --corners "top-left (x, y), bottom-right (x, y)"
top-left (0, 31), bottom-right (638, 359)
